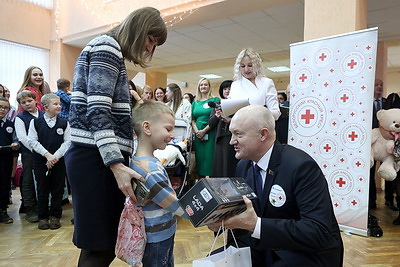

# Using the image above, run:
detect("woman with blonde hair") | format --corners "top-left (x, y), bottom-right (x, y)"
top-left (191, 78), bottom-right (220, 177)
top-left (17, 66), bottom-right (45, 113)
top-left (229, 48), bottom-right (281, 120)
top-left (65, 7), bottom-right (167, 266)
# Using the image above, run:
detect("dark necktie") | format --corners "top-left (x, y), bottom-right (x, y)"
top-left (375, 99), bottom-right (381, 111)
top-left (254, 164), bottom-right (263, 204)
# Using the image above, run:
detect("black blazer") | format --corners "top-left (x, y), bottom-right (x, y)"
top-left (234, 141), bottom-right (343, 267)
top-left (372, 97), bottom-right (386, 129)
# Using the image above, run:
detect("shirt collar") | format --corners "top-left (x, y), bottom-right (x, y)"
top-left (254, 144), bottom-right (274, 172)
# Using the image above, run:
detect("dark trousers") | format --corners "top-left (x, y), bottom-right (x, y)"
top-left (21, 152), bottom-right (37, 207)
top-left (33, 159), bottom-right (66, 219)
top-left (0, 154), bottom-right (13, 210)
top-left (369, 163), bottom-right (377, 208)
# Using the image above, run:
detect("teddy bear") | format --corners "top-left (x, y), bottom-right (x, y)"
top-left (370, 108), bottom-right (400, 181)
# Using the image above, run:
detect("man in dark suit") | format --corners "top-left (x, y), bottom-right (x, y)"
top-left (215, 105), bottom-right (343, 266)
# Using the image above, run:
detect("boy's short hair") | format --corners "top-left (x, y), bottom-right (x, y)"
top-left (16, 90), bottom-right (36, 103)
top-left (57, 78), bottom-right (70, 90)
top-left (41, 93), bottom-right (60, 106)
top-left (132, 101), bottom-right (174, 136)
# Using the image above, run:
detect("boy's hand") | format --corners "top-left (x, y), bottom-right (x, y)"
top-left (110, 162), bottom-right (144, 202)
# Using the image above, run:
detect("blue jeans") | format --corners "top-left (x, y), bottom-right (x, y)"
top-left (142, 235), bottom-right (175, 267)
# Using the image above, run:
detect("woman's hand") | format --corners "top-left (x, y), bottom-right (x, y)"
top-left (110, 162), bottom-right (144, 202)
top-left (196, 129), bottom-right (206, 140)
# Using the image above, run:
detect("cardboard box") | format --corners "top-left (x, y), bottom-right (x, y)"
top-left (179, 177), bottom-right (257, 227)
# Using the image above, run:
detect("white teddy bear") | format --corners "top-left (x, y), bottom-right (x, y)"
top-left (370, 108), bottom-right (400, 181)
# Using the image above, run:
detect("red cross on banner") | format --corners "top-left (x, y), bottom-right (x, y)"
top-left (301, 109), bottom-right (314, 124)
top-left (336, 177), bottom-right (346, 187)
top-left (347, 59), bottom-right (357, 69)
top-left (348, 131), bottom-right (358, 141)
top-left (299, 73), bottom-right (307, 82)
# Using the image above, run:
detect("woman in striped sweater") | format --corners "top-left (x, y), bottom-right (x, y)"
top-left (65, 7), bottom-right (167, 266)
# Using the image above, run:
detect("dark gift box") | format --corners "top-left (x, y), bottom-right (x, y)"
top-left (179, 177), bottom-right (257, 227)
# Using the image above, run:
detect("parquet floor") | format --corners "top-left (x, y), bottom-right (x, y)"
top-left (1, 189), bottom-right (399, 267)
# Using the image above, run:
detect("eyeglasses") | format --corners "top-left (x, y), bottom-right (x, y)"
top-left (0, 105), bottom-right (10, 111)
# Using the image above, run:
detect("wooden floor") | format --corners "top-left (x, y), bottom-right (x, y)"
top-left (1, 189), bottom-right (399, 267)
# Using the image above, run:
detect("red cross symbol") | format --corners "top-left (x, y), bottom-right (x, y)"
top-left (324, 82), bottom-right (329, 87)
top-left (340, 94), bottom-right (349, 102)
top-left (336, 177), bottom-right (346, 187)
top-left (334, 203), bottom-right (339, 207)
top-left (348, 131), bottom-right (358, 141)
top-left (301, 109), bottom-right (314, 124)
top-left (332, 121), bottom-right (337, 126)
top-left (355, 161), bottom-right (361, 167)
top-left (351, 199), bottom-right (358, 206)
top-left (329, 68), bottom-right (334, 73)
top-left (319, 53), bottom-right (327, 61)
top-left (340, 158), bottom-right (345, 162)
top-left (347, 59), bottom-right (358, 69)
top-left (299, 73), bottom-right (308, 82)
top-left (323, 164), bottom-right (328, 168)
top-left (323, 144), bottom-right (331, 152)
top-left (366, 45), bottom-right (371, 50)
top-left (361, 85), bottom-right (366, 90)
top-left (279, 196), bottom-right (282, 200)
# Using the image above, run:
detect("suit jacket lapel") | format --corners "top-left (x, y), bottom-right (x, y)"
top-left (259, 141), bottom-right (282, 213)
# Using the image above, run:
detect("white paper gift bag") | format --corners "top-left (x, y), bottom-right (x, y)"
top-left (192, 246), bottom-right (251, 267)
top-left (193, 223), bottom-right (251, 267)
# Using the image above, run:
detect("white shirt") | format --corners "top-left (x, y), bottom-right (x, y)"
top-left (15, 110), bottom-right (40, 152)
top-left (28, 113), bottom-right (71, 159)
top-left (229, 76), bottom-right (281, 120)
top-left (251, 144), bottom-right (274, 239)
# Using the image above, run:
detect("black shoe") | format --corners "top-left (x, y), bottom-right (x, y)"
top-left (38, 219), bottom-right (50, 230)
top-left (25, 206), bottom-right (39, 223)
top-left (49, 216), bottom-right (61, 230)
top-left (385, 201), bottom-right (399, 211)
top-left (0, 210), bottom-right (13, 224)
top-left (393, 215), bottom-right (400, 225)
top-left (368, 214), bottom-right (383, 237)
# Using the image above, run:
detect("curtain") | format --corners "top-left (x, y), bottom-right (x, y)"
top-left (0, 40), bottom-right (49, 107)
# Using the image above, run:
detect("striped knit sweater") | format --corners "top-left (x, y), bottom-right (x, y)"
top-left (70, 35), bottom-right (133, 167)
top-left (130, 156), bottom-right (187, 243)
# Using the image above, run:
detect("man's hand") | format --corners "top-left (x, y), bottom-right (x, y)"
top-left (11, 143), bottom-right (19, 151)
top-left (207, 222), bottom-right (220, 232)
top-left (110, 162), bottom-right (144, 202)
top-left (216, 196), bottom-right (258, 232)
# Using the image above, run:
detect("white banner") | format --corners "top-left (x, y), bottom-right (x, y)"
top-left (289, 28), bottom-right (378, 236)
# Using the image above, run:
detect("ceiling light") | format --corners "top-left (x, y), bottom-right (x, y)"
top-left (200, 74), bottom-right (222, 79)
top-left (267, 66), bottom-right (290, 72)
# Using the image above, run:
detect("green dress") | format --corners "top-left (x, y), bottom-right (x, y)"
top-left (192, 97), bottom-right (220, 176)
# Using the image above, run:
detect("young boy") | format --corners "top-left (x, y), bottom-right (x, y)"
top-left (28, 93), bottom-right (71, 230)
top-left (131, 101), bottom-right (187, 267)
top-left (0, 97), bottom-right (19, 224)
top-left (15, 90), bottom-right (45, 222)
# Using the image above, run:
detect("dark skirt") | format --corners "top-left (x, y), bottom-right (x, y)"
top-left (65, 144), bottom-right (126, 251)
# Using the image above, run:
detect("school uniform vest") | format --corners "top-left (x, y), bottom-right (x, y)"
top-left (0, 119), bottom-right (15, 157)
top-left (16, 110), bottom-right (45, 153)
top-left (32, 117), bottom-right (67, 164)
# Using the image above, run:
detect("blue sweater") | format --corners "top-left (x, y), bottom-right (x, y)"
top-left (69, 35), bottom-right (133, 167)
top-left (130, 156), bottom-right (187, 243)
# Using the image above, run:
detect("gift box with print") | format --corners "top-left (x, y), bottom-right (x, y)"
top-left (179, 177), bottom-right (257, 227)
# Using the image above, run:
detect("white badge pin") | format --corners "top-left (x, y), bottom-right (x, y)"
top-left (6, 126), bottom-right (13, 134)
top-left (269, 184), bottom-right (286, 207)
top-left (56, 128), bottom-right (64, 135)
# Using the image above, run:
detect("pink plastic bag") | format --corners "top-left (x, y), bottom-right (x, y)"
top-left (115, 197), bottom-right (146, 267)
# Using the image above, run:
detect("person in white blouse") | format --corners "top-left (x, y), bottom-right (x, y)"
top-left (165, 83), bottom-right (192, 141)
top-left (229, 48), bottom-right (281, 120)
